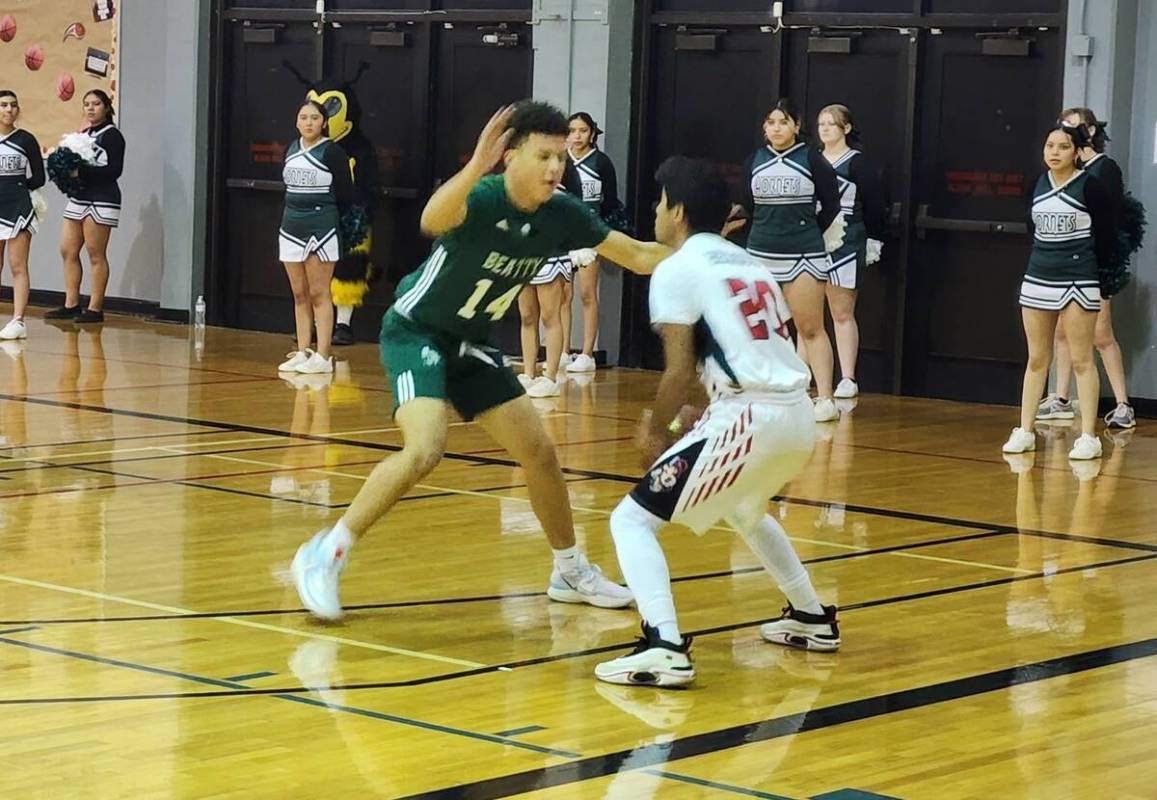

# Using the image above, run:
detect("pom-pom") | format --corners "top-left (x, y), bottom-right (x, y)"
top-left (339, 204), bottom-right (369, 252)
top-left (1099, 194), bottom-right (1146, 298)
top-left (30, 188), bottom-right (47, 222)
top-left (46, 148), bottom-right (84, 196)
top-left (59, 131), bottom-right (98, 164)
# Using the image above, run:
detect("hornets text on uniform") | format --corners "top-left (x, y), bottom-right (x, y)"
top-left (743, 142), bottom-right (842, 282)
top-left (279, 136), bottom-right (353, 264)
top-left (826, 148), bottom-right (887, 289)
top-left (63, 123), bottom-right (125, 228)
top-left (0, 128), bottom-right (44, 239)
top-left (1020, 169), bottom-right (1113, 312)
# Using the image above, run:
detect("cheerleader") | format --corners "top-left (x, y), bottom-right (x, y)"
top-left (815, 105), bottom-right (886, 400)
top-left (1004, 124), bottom-right (1114, 461)
top-left (47, 90), bottom-right (124, 324)
top-left (738, 99), bottom-right (844, 421)
top-left (516, 251), bottom-right (571, 398)
top-left (0, 91), bottom-right (44, 340)
top-left (277, 100), bottom-right (353, 375)
top-left (1038, 107), bottom-right (1140, 430)
top-left (563, 112), bottom-right (621, 374)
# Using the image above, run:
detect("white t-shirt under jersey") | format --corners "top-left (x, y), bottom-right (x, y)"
top-left (649, 232), bottom-right (810, 402)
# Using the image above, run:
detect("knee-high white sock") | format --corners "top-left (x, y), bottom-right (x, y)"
top-left (336, 306), bottom-right (353, 326)
top-left (610, 496), bottom-right (681, 644)
top-left (737, 514), bottom-right (823, 615)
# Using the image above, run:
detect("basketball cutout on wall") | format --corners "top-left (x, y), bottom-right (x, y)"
top-left (0, 1), bottom-right (121, 148)
top-left (57, 73), bottom-right (75, 101)
top-left (24, 43), bottom-right (43, 70)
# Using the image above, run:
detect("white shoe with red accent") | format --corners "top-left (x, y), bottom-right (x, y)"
top-left (291, 528), bottom-right (350, 621)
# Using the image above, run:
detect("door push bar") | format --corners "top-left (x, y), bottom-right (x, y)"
top-left (914, 203), bottom-right (1028, 240)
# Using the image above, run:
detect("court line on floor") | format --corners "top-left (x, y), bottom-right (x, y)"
top-left (3, 552), bottom-right (1152, 704)
top-left (0, 529), bottom-right (1013, 627)
top-left (0, 632), bottom-right (575, 759)
top-left (0, 573), bottom-right (486, 668)
top-left (392, 634), bottom-right (1157, 799)
top-left (22, 376), bottom-right (277, 398)
top-left (3, 391), bottom-right (1151, 555)
top-left (0, 428), bottom-right (223, 453)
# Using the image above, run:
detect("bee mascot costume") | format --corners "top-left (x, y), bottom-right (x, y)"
top-left (285, 62), bottom-right (379, 345)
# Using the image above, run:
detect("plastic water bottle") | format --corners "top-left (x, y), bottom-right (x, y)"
top-left (193, 295), bottom-right (206, 361)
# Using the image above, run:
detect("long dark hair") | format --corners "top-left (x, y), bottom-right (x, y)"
top-left (568, 111), bottom-right (601, 146)
top-left (1060, 106), bottom-right (1108, 153)
top-left (84, 89), bottom-right (115, 124)
top-left (764, 97), bottom-right (806, 143)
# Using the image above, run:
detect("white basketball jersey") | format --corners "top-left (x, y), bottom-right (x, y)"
top-left (649, 233), bottom-right (811, 401)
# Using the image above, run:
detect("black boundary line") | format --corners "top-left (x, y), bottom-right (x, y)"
top-left (0, 528), bottom-right (1012, 627)
top-left (23, 376), bottom-right (277, 399)
top-left (0, 428), bottom-right (223, 452)
top-left (1, 552), bottom-right (1152, 704)
top-left (0, 440), bottom-right (324, 475)
top-left (391, 636), bottom-right (1157, 800)
top-left (4, 390), bottom-right (1153, 556)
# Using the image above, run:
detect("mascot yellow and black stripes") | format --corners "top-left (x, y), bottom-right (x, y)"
top-left (285, 61), bottom-right (379, 345)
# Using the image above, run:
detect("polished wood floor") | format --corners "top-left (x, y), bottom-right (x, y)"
top-left (1, 311), bottom-right (1155, 800)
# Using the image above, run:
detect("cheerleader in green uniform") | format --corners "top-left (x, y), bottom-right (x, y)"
top-left (277, 100), bottom-right (353, 375)
top-left (0, 90), bottom-right (44, 341)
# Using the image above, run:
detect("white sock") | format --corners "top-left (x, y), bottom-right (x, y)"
top-left (610, 496), bottom-right (681, 644)
top-left (735, 514), bottom-right (823, 615)
top-left (336, 306), bottom-right (353, 326)
top-left (553, 545), bottom-right (581, 575)
top-left (326, 519), bottom-right (355, 558)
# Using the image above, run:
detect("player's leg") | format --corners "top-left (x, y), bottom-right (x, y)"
top-left (302, 253), bottom-right (335, 368)
top-left (560, 276), bottom-right (574, 369)
top-left (55, 218), bottom-right (85, 314)
top-left (593, 494), bottom-right (694, 687)
top-left (570, 259), bottom-right (600, 372)
top-left (1060, 301), bottom-right (1101, 452)
top-left (1093, 300), bottom-right (1133, 427)
top-left (783, 273), bottom-right (836, 419)
top-left (2, 232), bottom-right (31, 337)
top-left (533, 278), bottom-right (565, 390)
top-left (280, 260), bottom-right (314, 369)
top-left (473, 391), bottom-right (632, 608)
top-left (80, 216), bottom-right (112, 315)
top-left (516, 286), bottom-right (540, 385)
top-left (290, 312), bottom-right (453, 619)
top-left (826, 282), bottom-right (859, 397)
top-left (1005, 307), bottom-right (1056, 453)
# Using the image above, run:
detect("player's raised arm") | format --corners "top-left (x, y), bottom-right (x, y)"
top-left (593, 230), bottom-right (672, 276)
top-left (420, 105), bottom-right (515, 237)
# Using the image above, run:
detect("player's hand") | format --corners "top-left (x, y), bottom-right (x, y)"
top-left (722, 204), bottom-right (748, 238)
top-left (469, 105), bottom-right (516, 174)
top-left (636, 410), bottom-right (670, 469)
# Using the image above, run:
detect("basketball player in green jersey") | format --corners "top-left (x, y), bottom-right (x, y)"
top-left (292, 101), bottom-right (671, 620)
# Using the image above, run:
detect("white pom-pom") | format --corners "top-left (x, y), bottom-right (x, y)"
top-left (866, 238), bottom-right (884, 265)
top-left (822, 214), bottom-right (847, 254)
top-left (568, 248), bottom-right (598, 268)
top-left (30, 188), bottom-right (47, 222)
top-left (59, 132), bottom-right (99, 164)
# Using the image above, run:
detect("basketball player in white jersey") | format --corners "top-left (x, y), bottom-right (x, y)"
top-left (595, 157), bottom-right (840, 689)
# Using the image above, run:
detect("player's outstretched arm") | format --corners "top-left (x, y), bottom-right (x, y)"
top-left (594, 231), bottom-right (673, 276)
top-left (420, 105), bottom-right (515, 237)
top-left (637, 323), bottom-right (697, 466)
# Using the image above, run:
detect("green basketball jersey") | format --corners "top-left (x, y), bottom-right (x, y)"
top-left (393, 175), bottom-right (610, 342)
top-left (746, 143), bottom-right (827, 258)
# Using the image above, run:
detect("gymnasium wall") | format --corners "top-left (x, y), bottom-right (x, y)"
top-left (1068, 0), bottom-right (1157, 403)
top-left (18, 0), bottom-right (208, 317)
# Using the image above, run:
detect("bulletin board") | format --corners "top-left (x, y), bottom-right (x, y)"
top-left (0, 0), bottom-right (120, 150)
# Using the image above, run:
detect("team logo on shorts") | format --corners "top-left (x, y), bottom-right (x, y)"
top-left (648, 456), bottom-right (688, 494)
top-left (421, 346), bottom-right (441, 367)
